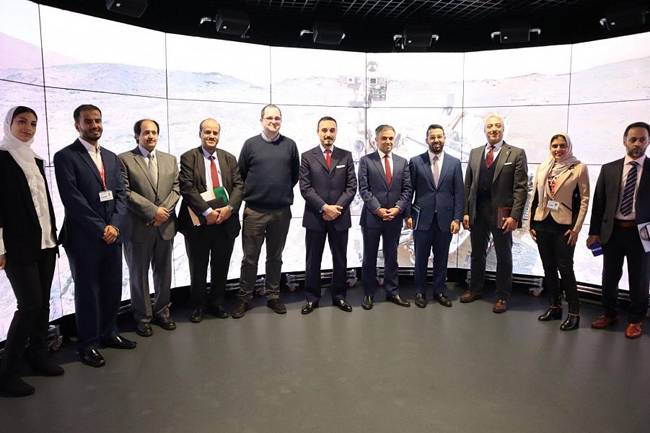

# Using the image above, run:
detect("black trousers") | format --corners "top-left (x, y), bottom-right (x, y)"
top-left (361, 222), bottom-right (401, 296)
top-left (304, 226), bottom-right (349, 303)
top-left (2, 247), bottom-right (56, 375)
top-left (469, 204), bottom-right (513, 300)
top-left (536, 228), bottom-right (579, 314)
top-left (185, 224), bottom-right (235, 308)
top-left (601, 225), bottom-right (650, 323)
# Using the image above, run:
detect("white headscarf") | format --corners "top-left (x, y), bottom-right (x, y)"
top-left (0, 107), bottom-right (48, 218)
top-left (535, 133), bottom-right (580, 200)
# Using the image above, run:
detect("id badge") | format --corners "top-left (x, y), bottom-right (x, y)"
top-left (546, 200), bottom-right (560, 210)
top-left (99, 190), bottom-right (114, 202)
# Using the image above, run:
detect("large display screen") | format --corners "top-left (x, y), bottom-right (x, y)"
top-left (1, 0), bottom-right (649, 340)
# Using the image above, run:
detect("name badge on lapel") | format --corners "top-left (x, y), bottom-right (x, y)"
top-left (99, 190), bottom-right (114, 202)
top-left (546, 200), bottom-right (560, 210)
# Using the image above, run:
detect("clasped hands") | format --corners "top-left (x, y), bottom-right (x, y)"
top-left (206, 206), bottom-right (232, 225)
top-left (375, 207), bottom-right (401, 221)
top-left (322, 204), bottom-right (343, 221)
top-left (102, 225), bottom-right (119, 244)
top-left (462, 214), bottom-right (518, 233)
top-left (151, 206), bottom-right (171, 227)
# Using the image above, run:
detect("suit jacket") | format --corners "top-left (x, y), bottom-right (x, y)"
top-left (119, 147), bottom-right (180, 242)
top-left (53, 139), bottom-right (126, 252)
top-left (299, 146), bottom-right (357, 231)
top-left (358, 151), bottom-right (412, 229)
top-left (589, 157), bottom-right (650, 244)
top-left (408, 151), bottom-right (464, 231)
top-left (0, 150), bottom-right (57, 264)
top-left (530, 163), bottom-right (590, 233)
top-left (177, 147), bottom-right (244, 239)
top-left (464, 142), bottom-right (528, 227)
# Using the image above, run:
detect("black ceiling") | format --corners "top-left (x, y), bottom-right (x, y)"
top-left (30, 0), bottom-right (650, 52)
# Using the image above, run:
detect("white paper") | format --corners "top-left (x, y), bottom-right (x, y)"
top-left (637, 222), bottom-right (650, 253)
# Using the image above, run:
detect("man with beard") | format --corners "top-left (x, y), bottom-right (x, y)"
top-left (588, 121), bottom-right (650, 338)
top-left (54, 104), bottom-right (136, 368)
top-left (407, 124), bottom-right (464, 308)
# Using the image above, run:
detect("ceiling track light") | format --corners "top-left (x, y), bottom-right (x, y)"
top-left (200, 9), bottom-right (250, 38)
top-left (393, 25), bottom-right (439, 51)
top-left (300, 22), bottom-right (346, 45)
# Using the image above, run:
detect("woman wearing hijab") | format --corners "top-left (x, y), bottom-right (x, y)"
top-left (529, 133), bottom-right (590, 331)
top-left (0, 106), bottom-right (63, 397)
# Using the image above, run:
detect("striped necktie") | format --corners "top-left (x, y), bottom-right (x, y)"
top-left (619, 161), bottom-right (638, 216)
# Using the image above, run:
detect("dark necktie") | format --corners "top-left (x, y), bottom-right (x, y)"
top-left (620, 161), bottom-right (638, 216)
top-left (325, 149), bottom-right (331, 170)
top-left (384, 154), bottom-right (392, 185)
top-left (209, 156), bottom-right (220, 188)
top-left (486, 145), bottom-right (495, 168)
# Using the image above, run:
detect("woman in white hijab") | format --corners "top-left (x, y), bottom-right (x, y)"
top-left (0, 106), bottom-right (62, 397)
top-left (529, 133), bottom-right (590, 331)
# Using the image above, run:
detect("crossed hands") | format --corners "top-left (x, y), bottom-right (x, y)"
top-left (322, 204), bottom-right (343, 221)
top-left (375, 207), bottom-right (401, 222)
top-left (206, 206), bottom-right (233, 225)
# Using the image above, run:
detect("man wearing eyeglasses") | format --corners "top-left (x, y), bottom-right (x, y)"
top-left (232, 104), bottom-right (300, 318)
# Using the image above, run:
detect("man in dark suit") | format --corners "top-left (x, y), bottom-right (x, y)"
top-left (54, 104), bottom-right (136, 368)
top-left (119, 119), bottom-right (180, 337)
top-left (407, 124), bottom-right (464, 308)
top-left (461, 114), bottom-right (528, 313)
top-left (299, 116), bottom-right (357, 314)
top-left (358, 124), bottom-right (412, 310)
top-left (178, 118), bottom-right (244, 323)
top-left (587, 121), bottom-right (650, 339)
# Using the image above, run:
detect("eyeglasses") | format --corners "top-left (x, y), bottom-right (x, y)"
top-left (263, 116), bottom-right (282, 122)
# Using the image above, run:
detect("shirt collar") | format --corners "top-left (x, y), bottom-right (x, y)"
top-left (486, 140), bottom-right (503, 151)
top-left (261, 132), bottom-right (280, 142)
top-left (428, 150), bottom-right (443, 162)
top-left (624, 154), bottom-right (646, 166)
top-left (378, 149), bottom-right (392, 159)
top-left (201, 146), bottom-right (216, 159)
top-left (321, 144), bottom-right (335, 154)
top-left (79, 137), bottom-right (100, 153)
top-left (138, 144), bottom-right (153, 158)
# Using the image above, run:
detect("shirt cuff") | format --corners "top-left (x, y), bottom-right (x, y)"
top-left (202, 208), bottom-right (213, 217)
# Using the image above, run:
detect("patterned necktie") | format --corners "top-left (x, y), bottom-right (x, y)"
top-left (620, 161), bottom-right (638, 216)
top-left (486, 144), bottom-right (495, 168)
top-left (148, 153), bottom-right (158, 185)
top-left (209, 155), bottom-right (220, 188)
top-left (384, 154), bottom-right (392, 185)
top-left (325, 149), bottom-right (331, 170)
top-left (432, 155), bottom-right (440, 188)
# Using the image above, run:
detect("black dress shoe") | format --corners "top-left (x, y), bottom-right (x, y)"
top-left (414, 293), bottom-right (427, 308)
top-left (362, 295), bottom-right (374, 310)
top-left (386, 293), bottom-right (411, 307)
top-left (190, 307), bottom-right (204, 323)
top-left (27, 355), bottom-right (65, 376)
top-left (0, 374), bottom-right (35, 397)
top-left (101, 335), bottom-right (137, 350)
top-left (209, 305), bottom-right (230, 319)
top-left (136, 322), bottom-right (153, 337)
top-left (301, 301), bottom-right (319, 315)
top-left (78, 347), bottom-right (106, 368)
top-left (538, 306), bottom-right (562, 321)
top-left (153, 316), bottom-right (176, 330)
top-left (560, 314), bottom-right (580, 331)
top-left (333, 298), bottom-right (352, 312)
top-left (434, 293), bottom-right (452, 308)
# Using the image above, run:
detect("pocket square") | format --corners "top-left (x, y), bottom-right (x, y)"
top-left (336, 164), bottom-right (345, 168)
top-left (504, 162), bottom-right (513, 165)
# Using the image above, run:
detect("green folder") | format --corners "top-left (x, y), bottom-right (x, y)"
top-left (213, 186), bottom-right (229, 206)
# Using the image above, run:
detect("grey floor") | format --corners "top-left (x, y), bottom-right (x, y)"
top-left (2, 282), bottom-right (649, 433)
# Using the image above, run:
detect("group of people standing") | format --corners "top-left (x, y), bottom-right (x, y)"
top-left (0, 102), bottom-right (648, 398)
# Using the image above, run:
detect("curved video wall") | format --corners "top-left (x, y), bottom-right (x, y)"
top-left (1, 0), bottom-right (650, 339)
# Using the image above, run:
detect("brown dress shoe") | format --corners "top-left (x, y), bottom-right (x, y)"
top-left (459, 291), bottom-right (481, 303)
top-left (625, 322), bottom-right (642, 339)
top-left (591, 315), bottom-right (617, 329)
top-left (493, 299), bottom-right (507, 313)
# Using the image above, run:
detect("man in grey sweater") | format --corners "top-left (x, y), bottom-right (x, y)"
top-left (231, 104), bottom-right (300, 318)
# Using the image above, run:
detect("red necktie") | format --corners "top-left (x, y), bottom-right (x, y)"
top-left (210, 156), bottom-right (220, 188)
top-left (486, 145), bottom-right (495, 168)
top-left (325, 149), bottom-right (331, 170)
top-left (384, 154), bottom-right (392, 185)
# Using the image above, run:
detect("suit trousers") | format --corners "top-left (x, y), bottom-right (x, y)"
top-left (185, 224), bottom-right (235, 308)
top-left (536, 229), bottom-right (579, 313)
top-left (304, 226), bottom-right (349, 303)
top-left (67, 242), bottom-right (123, 349)
top-left (1, 248), bottom-right (56, 375)
top-left (601, 225), bottom-right (650, 323)
top-left (469, 204), bottom-right (513, 300)
top-left (239, 206), bottom-right (291, 301)
top-left (123, 233), bottom-right (173, 323)
top-left (414, 214), bottom-right (452, 297)
top-left (361, 223), bottom-right (401, 296)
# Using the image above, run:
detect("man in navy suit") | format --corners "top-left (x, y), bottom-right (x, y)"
top-left (358, 124), bottom-right (412, 310)
top-left (54, 104), bottom-right (136, 368)
top-left (299, 116), bottom-right (357, 314)
top-left (407, 124), bottom-right (464, 308)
